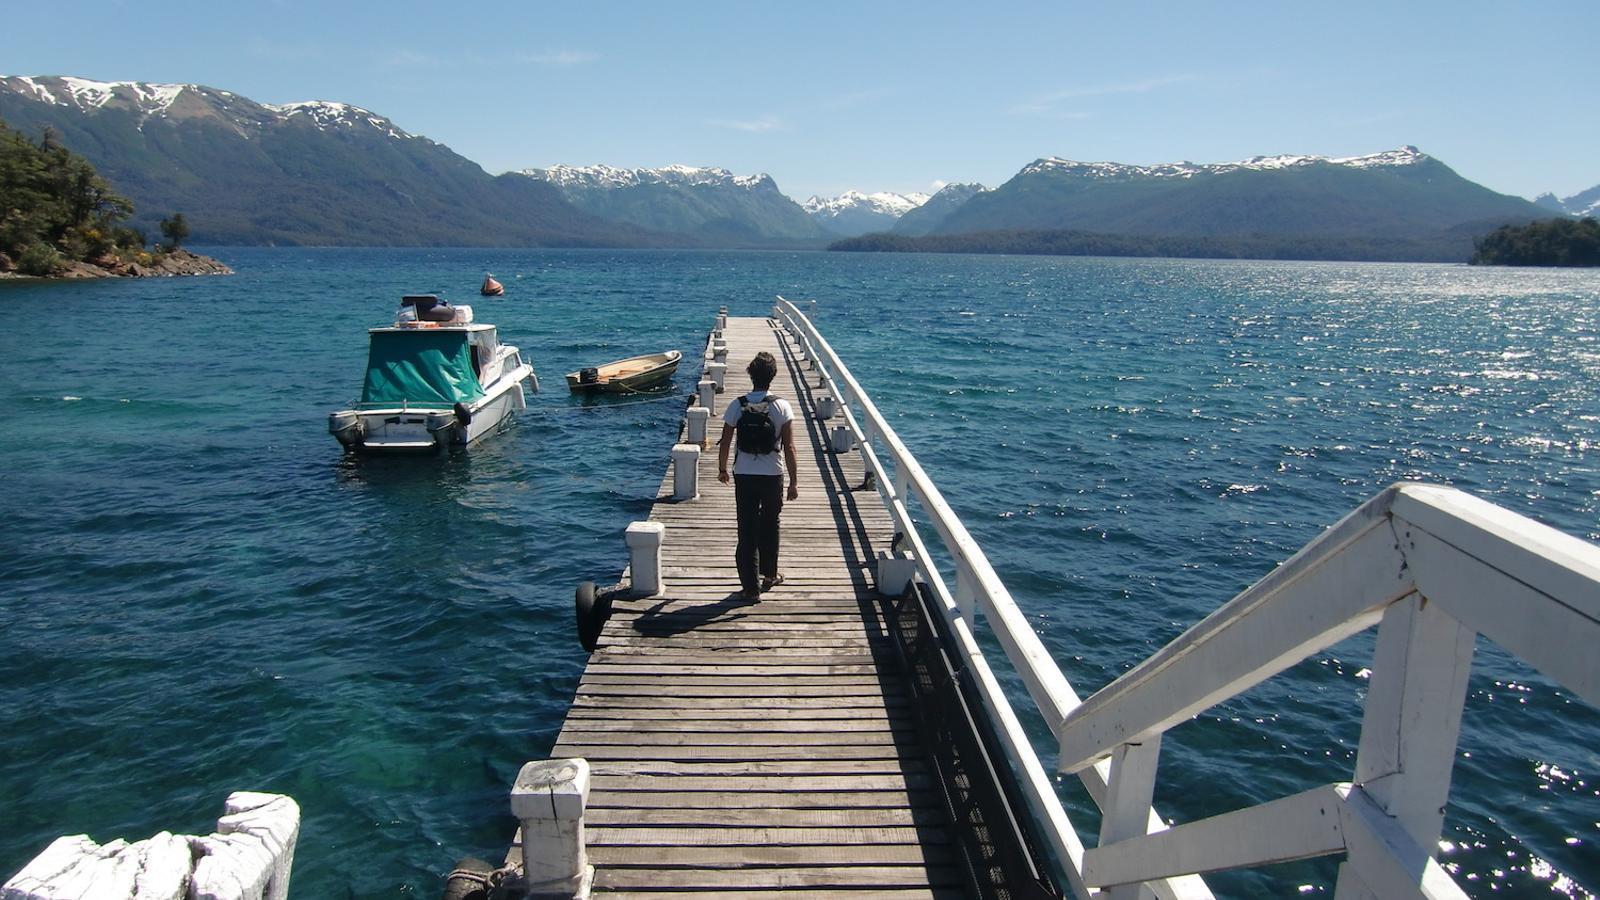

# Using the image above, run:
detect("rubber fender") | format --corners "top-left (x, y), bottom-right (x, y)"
top-left (441, 857), bottom-right (495, 900)
top-left (576, 581), bottom-right (607, 652)
top-left (453, 401), bottom-right (474, 427)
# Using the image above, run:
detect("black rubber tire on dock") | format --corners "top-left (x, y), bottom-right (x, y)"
top-left (441, 857), bottom-right (494, 900)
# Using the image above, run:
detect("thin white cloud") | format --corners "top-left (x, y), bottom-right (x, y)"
top-left (710, 115), bottom-right (787, 133)
top-left (524, 50), bottom-right (598, 66)
top-left (1012, 74), bottom-right (1194, 116)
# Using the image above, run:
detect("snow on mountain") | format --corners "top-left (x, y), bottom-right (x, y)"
top-left (1022, 146), bottom-right (1430, 180)
top-left (1537, 184), bottom-right (1600, 217)
top-left (0, 75), bottom-right (415, 140)
top-left (802, 190), bottom-right (931, 218)
top-left (522, 163), bottom-right (771, 191)
top-left (265, 100), bottom-right (412, 139)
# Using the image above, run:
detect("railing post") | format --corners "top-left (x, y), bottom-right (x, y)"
top-left (510, 759), bottom-right (593, 898)
top-left (685, 406), bottom-right (710, 448)
top-left (1342, 592), bottom-right (1475, 893)
top-left (1098, 737), bottom-right (1163, 900)
top-left (625, 521), bottom-right (664, 596)
top-left (953, 563), bottom-right (977, 622)
top-left (671, 444), bottom-right (700, 501)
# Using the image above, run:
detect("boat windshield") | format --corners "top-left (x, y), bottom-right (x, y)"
top-left (360, 331), bottom-right (485, 408)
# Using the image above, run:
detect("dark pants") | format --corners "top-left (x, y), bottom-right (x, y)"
top-left (734, 474), bottom-right (784, 593)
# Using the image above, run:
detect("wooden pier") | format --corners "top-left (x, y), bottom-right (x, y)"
top-left (546, 316), bottom-right (963, 896)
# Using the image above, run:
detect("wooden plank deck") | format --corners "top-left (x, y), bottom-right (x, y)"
top-left (550, 316), bottom-right (964, 897)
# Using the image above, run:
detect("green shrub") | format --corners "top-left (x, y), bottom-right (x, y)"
top-left (17, 241), bottom-right (62, 276)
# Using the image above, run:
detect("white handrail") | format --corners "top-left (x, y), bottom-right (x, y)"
top-left (773, 297), bottom-right (1211, 900)
top-left (772, 297), bottom-right (1600, 899)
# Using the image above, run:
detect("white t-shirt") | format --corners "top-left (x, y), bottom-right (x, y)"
top-left (723, 390), bottom-right (794, 477)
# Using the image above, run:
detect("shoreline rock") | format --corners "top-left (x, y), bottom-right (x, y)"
top-left (0, 248), bottom-right (233, 280)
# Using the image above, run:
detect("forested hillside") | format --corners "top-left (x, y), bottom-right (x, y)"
top-left (0, 117), bottom-right (161, 274)
top-left (1471, 218), bottom-right (1600, 266)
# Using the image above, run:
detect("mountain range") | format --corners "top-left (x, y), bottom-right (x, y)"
top-left (802, 191), bottom-right (930, 236)
top-left (519, 164), bottom-right (829, 245)
top-left (0, 75), bottom-right (1572, 259)
top-left (1535, 186), bottom-right (1600, 218)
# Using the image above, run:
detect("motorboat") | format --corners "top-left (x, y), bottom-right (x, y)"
top-left (565, 350), bottom-right (681, 394)
top-left (480, 273), bottom-right (504, 296)
top-left (329, 295), bottom-right (538, 453)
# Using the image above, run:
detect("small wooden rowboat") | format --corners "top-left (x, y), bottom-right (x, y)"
top-left (566, 350), bottom-right (682, 394)
top-left (480, 274), bottom-right (504, 296)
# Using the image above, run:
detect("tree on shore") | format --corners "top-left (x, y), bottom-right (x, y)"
top-left (0, 117), bottom-right (145, 274)
top-left (160, 213), bottom-right (190, 249)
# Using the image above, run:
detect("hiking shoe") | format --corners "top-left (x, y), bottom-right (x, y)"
top-left (760, 573), bottom-right (785, 592)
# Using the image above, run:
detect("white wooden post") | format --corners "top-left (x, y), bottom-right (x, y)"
top-left (875, 550), bottom-right (917, 597)
top-left (712, 337), bottom-right (726, 357)
top-left (1348, 594), bottom-right (1475, 862)
top-left (510, 759), bottom-right (593, 899)
top-left (625, 521), bottom-right (664, 595)
top-left (815, 394), bottom-right (838, 420)
top-left (713, 346), bottom-right (728, 364)
top-left (707, 362), bottom-right (727, 393)
top-left (671, 444), bottom-right (700, 501)
top-left (829, 424), bottom-right (855, 453)
top-left (2, 793), bottom-right (300, 900)
top-left (697, 379), bottom-right (715, 410)
top-left (1099, 738), bottom-right (1163, 900)
top-left (685, 406), bottom-right (710, 447)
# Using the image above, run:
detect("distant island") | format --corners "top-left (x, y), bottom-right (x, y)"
top-left (1471, 218), bottom-right (1600, 267)
top-left (0, 118), bottom-right (226, 278)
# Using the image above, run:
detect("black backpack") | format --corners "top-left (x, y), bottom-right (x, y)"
top-left (735, 395), bottom-right (779, 455)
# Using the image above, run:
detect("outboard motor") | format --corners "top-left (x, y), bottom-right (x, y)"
top-left (329, 411), bottom-right (365, 448)
top-left (426, 411), bottom-right (459, 448)
top-left (579, 367), bottom-right (600, 385)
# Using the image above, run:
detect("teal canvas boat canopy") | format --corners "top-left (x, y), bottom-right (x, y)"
top-left (360, 330), bottom-right (485, 408)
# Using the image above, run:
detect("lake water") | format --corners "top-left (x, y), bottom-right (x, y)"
top-left (1, 248), bottom-right (1595, 898)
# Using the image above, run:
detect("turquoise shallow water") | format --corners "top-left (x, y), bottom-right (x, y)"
top-left (1, 248), bottom-right (1596, 898)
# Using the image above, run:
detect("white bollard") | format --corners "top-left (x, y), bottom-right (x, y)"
top-left (2, 793), bottom-right (300, 900)
top-left (713, 346), bottom-right (728, 364)
top-left (510, 759), bottom-right (593, 898)
top-left (671, 443), bottom-right (700, 501)
top-left (697, 379), bottom-right (715, 410)
top-left (712, 337), bottom-right (726, 356)
top-left (875, 550), bottom-right (918, 597)
top-left (816, 395), bottom-right (838, 420)
top-left (830, 424), bottom-right (855, 453)
top-left (625, 521), bottom-right (665, 596)
top-left (717, 313), bottom-right (727, 330)
top-left (686, 406), bottom-right (710, 447)
top-left (707, 361), bottom-right (727, 393)
top-left (711, 328), bottom-right (723, 343)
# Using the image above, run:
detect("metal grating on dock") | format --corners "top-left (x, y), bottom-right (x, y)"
top-left (551, 316), bottom-right (965, 897)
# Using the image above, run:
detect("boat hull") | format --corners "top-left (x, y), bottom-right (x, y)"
top-left (565, 350), bottom-right (681, 394)
top-left (332, 364), bottom-right (531, 453)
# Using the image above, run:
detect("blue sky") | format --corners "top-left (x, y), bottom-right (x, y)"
top-left (4, 1), bottom-right (1596, 201)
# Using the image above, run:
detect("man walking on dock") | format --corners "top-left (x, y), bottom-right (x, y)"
top-left (717, 351), bottom-right (799, 600)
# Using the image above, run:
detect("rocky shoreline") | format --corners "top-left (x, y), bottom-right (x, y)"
top-left (0, 249), bottom-right (232, 280)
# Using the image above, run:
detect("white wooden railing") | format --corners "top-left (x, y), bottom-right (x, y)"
top-left (773, 296), bottom-right (1600, 899)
